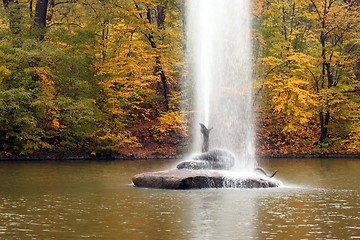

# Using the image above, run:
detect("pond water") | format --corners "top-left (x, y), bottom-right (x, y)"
top-left (0, 158), bottom-right (359, 239)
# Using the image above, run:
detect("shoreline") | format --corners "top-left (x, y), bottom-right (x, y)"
top-left (255, 152), bottom-right (360, 159)
top-left (1, 152), bottom-right (360, 161)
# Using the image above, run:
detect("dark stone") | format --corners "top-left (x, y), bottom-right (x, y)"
top-left (193, 149), bottom-right (235, 162)
top-left (132, 169), bottom-right (280, 189)
top-left (176, 149), bottom-right (236, 170)
top-left (176, 160), bottom-right (232, 170)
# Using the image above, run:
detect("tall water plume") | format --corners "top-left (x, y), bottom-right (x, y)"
top-left (186, 0), bottom-right (255, 170)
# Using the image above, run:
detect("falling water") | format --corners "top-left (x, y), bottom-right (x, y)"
top-left (186, 0), bottom-right (255, 170)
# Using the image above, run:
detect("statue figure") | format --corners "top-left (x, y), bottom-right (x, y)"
top-left (191, 123), bottom-right (277, 178)
top-left (200, 123), bottom-right (212, 153)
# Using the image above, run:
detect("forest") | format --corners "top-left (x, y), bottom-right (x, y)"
top-left (0, 0), bottom-right (359, 157)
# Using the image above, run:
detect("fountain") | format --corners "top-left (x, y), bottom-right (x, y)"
top-left (188, 0), bottom-right (255, 170)
top-left (132, 0), bottom-right (280, 189)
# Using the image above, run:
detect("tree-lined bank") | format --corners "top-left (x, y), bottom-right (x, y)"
top-left (0, 0), bottom-right (359, 158)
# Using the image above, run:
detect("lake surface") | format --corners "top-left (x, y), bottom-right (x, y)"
top-left (0, 158), bottom-right (359, 239)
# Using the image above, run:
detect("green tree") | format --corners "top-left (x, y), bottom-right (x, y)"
top-left (0, 1), bottom-right (102, 154)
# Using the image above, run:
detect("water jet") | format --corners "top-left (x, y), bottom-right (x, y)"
top-left (132, 0), bottom-right (280, 189)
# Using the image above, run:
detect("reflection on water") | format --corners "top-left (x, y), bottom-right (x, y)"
top-left (187, 189), bottom-right (257, 239)
top-left (258, 188), bottom-right (360, 239)
top-left (0, 158), bottom-right (359, 239)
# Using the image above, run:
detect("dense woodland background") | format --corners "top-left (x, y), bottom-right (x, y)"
top-left (0, 0), bottom-right (359, 157)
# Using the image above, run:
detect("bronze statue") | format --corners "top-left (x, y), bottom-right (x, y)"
top-left (197, 123), bottom-right (277, 178)
top-left (200, 123), bottom-right (212, 153)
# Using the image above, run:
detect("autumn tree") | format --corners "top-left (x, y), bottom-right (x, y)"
top-left (253, 0), bottom-right (360, 153)
top-left (0, 0), bottom-right (186, 156)
top-left (94, 0), bottom-right (185, 151)
top-left (308, 0), bottom-right (360, 144)
top-left (0, 0), bottom-right (102, 154)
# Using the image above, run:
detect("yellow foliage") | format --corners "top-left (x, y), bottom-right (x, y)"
top-left (0, 65), bottom-right (11, 83)
top-left (96, 124), bottom-right (141, 150)
top-left (52, 118), bottom-right (60, 130)
top-left (152, 110), bottom-right (186, 142)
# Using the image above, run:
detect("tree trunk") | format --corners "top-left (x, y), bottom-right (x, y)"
top-left (145, 3), bottom-right (169, 111)
top-left (34, 0), bottom-right (49, 40)
top-left (133, 2), bottom-right (170, 111)
top-left (155, 56), bottom-right (169, 111)
top-left (2, 0), bottom-right (22, 34)
top-left (101, 21), bottom-right (109, 62)
top-left (355, 60), bottom-right (360, 80)
top-left (318, 11), bottom-right (332, 143)
top-left (156, 4), bottom-right (165, 29)
top-left (319, 110), bottom-right (330, 143)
